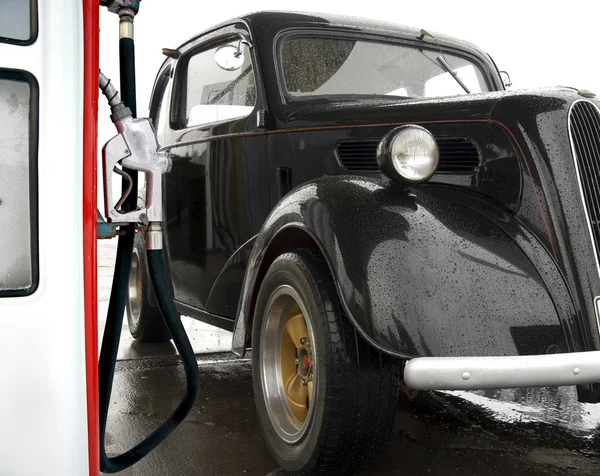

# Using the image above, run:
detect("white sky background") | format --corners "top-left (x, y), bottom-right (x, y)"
top-left (97, 0), bottom-right (600, 205)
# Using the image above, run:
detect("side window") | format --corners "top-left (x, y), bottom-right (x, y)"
top-left (0, 70), bottom-right (38, 296)
top-left (177, 39), bottom-right (256, 129)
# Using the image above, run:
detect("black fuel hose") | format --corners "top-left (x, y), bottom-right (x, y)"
top-left (98, 34), bottom-right (139, 474)
top-left (118, 38), bottom-right (137, 118)
top-left (118, 37), bottom-right (138, 211)
top-left (98, 234), bottom-right (133, 474)
top-left (99, 31), bottom-right (201, 472)
top-left (99, 249), bottom-right (200, 473)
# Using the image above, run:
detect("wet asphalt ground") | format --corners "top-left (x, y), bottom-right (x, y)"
top-left (98, 241), bottom-right (600, 475)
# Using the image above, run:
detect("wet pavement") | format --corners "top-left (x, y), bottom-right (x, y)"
top-left (103, 353), bottom-right (600, 476)
top-left (98, 241), bottom-right (600, 475)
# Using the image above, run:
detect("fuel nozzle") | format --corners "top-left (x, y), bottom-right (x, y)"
top-left (98, 70), bottom-right (171, 245)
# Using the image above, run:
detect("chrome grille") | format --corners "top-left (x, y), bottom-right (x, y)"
top-left (336, 136), bottom-right (480, 173)
top-left (569, 101), bottom-right (600, 267)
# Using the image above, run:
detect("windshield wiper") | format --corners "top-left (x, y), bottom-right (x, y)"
top-left (418, 28), bottom-right (471, 94)
top-left (436, 55), bottom-right (470, 94)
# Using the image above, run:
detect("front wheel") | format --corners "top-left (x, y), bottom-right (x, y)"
top-left (252, 250), bottom-right (399, 475)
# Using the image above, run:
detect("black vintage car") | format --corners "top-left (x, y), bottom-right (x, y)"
top-left (126, 11), bottom-right (600, 475)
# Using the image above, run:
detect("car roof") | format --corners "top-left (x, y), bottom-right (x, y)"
top-left (175, 10), bottom-right (488, 58)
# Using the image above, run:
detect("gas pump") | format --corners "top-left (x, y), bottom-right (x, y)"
top-left (0, 1), bottom-right (199, 474)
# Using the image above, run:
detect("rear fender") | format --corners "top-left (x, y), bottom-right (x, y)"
top-left (232, 176), bottom-right (580, 362)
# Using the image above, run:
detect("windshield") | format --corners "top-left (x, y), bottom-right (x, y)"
top-left (280, 36), bottom-right (490, 99)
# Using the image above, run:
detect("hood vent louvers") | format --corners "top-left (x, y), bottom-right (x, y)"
top-left (336, 136), bottom-right (480, 173)
top-left (335, 141), bottom-right (381, 172)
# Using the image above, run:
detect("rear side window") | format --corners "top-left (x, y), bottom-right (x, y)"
top-left (0, 70), bottom-right (38, 296)
top-left (175, 39), bottom-right (256, 129)
top-left (0, 0), bottom-right (38, 45)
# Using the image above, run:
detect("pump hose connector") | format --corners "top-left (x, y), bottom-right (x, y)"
top-left (146, 222), bottom-right (163, 250)
top-left (99, 0), bottom-right (141, 17)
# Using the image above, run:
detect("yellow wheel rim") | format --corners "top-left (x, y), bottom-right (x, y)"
top-left (280, 312), bottom-right (314, 423)
top-left (260, 285), bottom-right (317, 443)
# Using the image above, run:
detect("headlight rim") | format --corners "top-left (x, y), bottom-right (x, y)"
top-left (376, 125), bottom-right (439, 184)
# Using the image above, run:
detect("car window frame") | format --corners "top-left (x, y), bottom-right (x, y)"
top-left (149, 64), bottom-right (171, 125)
top-left (0, 68), bottom-right (39, 297)
top-left (0, 0), bottom-right (39, 46)
top-left (273, 28), bottom-right (498, 105)
top-left (170, 29), bottom-right (259, 132)
top-left (148, 62), bottom-right (173, 146)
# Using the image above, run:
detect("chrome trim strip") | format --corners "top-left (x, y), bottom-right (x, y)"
top-left (595, 295), bottom-right (600, 333)
top-left (567, 99), bottom-right (600, 333)
top-left (404, 351), bottom-right (600, 390)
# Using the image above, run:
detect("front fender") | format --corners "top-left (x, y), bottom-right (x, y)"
top-left (233, 176), bottom-right (578, 359)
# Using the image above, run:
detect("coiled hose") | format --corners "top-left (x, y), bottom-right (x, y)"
top-left (99, 247), bottom-right (200, 473)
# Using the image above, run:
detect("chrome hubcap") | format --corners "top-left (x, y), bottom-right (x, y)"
top-left (128, 251), bottom-right (142, 326)
top-left (260, 285), bottom-right (317, 444)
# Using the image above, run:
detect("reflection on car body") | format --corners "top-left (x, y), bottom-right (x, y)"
top-left (127, 11), bottom-right (600, 475)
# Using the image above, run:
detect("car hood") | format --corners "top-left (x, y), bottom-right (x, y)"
top-left (283, 87), bottom-right (582, 130)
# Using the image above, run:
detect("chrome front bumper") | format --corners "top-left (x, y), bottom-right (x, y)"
top-left (404, 350), bottom-right (600, 390)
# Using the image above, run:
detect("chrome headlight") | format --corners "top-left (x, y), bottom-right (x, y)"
top-left (377, 125), bottom-right (439, 184)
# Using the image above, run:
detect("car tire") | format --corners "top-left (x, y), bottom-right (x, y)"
top-left (126, 233), bottom-right (171, 343)
top-left (252, 250), bottom-right (399, 475)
